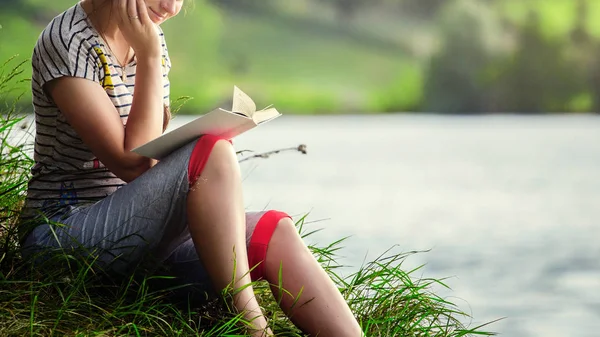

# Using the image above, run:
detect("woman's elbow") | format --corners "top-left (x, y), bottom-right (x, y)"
top-left (112, 157), bottom-right (155, 183)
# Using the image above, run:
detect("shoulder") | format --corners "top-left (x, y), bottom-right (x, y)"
top-left (33, 4), bottom-right (102, 82)
top-left (34, 4), bottom-right (97, 64)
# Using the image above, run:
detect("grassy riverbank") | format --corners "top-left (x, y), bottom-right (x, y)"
top-left (0, 58), bottom-right (498, 336)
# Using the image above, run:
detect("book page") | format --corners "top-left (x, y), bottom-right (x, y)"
top-left (252, 107), bottom-right (281, 124)
top-left (231, 86), bottom-right (256, 117)
top-left (131, 86), bottom-right (282, 160)
top-left (131, 108), bottom-right (251, 160)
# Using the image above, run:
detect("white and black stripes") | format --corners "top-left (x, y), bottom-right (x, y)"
top-left (23, 2), bottom-right (172, 221)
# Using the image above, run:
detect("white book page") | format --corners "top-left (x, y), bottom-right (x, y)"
top-left (132, 108), bottom-right (251, 159)
top-left (131, 86), bottom-right (281, 159)
top-left (231, 86), bottom-right (256, 117)
top-left (252, 107), bottom-right (281, 124)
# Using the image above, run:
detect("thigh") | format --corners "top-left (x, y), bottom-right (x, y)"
top-left (24, 140), bottom-right (198, 272)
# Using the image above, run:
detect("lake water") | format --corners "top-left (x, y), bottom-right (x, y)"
top-left (10, 114), bottom-right (600, 336)
top-left (224, 114), bottom-right (600, 337)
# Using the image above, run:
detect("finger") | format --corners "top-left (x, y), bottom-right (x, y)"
top-left (128, 0), bottom-right (138, 21)
top-left (137, 0), bottom-right (152, 26)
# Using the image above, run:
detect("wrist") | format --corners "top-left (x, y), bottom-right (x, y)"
top-left (135, 54), bottom-right (162, 66)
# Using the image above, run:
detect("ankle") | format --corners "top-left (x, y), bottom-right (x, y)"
top-left (243, 310), bottom-right (269, 333)
top-left (249, 327), bottom-right (273, 337)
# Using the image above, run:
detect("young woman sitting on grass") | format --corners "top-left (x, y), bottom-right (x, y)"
top-left (19, 0), bottom-right (363, 335)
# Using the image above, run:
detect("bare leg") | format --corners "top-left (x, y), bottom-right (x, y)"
top-left (265, 217), bottom-right (363, 337)
top-left (186, 140), bottom-right (271, 336)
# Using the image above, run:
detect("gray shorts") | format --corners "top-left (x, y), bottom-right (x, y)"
top-left (21, 140), bottom-right (278, 297)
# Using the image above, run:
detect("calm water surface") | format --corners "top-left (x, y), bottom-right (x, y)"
top-left (209, 114), bottom-right (599, 337)
top-left (13, 114), bottom-right (600, 336)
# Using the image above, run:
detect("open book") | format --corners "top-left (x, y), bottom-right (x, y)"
top-left (132, 86), bottom-right (281, 160)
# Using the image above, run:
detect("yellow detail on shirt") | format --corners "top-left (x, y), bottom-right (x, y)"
top-left (93, 46), bottom-right (114, 90)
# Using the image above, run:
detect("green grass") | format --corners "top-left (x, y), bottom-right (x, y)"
top-left (0, 56), bottom-right (32, 241)
top-left (0, 56), bottom-right (500, 336)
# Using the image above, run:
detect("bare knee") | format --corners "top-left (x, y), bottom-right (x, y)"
top-left (203, 142), bottom-right (238, 185)
top-left (187, 136), bottom-right (238, 187)
top-left (266, 217), bottom-right (305, 263)
top-left (247, 212), bottom-right (296, 281)
top-left (271, 217), bottom-right (297, 241)
top-left (261, 216), bottom-right (311, 282)
top-left (208, 138), bottom-right (236, 163)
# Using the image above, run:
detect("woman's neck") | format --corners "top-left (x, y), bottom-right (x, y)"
top-left (82, 0), bottom-right (121, 39)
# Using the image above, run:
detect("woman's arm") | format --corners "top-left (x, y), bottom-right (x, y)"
top-left (123, 56), bottom-right (164, 152)
top-left (45, 67), bottom-right (161, 183)
top-left (45, 0), bottom-right (164, 183)
top-left (117, 0), bottom-right (164, 154)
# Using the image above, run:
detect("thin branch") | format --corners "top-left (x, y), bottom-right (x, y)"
top-left (238, 144), bottom-right (307, 163)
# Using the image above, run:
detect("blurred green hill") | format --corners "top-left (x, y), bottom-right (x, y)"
top-left (2, 0), bottom-right (600, 114)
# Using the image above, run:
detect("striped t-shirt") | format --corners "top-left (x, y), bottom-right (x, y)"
top-left (22, 3), bottom-right (172, 222)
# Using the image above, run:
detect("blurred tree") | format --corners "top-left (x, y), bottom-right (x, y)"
top-left (588, 50), bottom-right (600, 112)
top-left (397, 0), bottom-right (446, 20)
top-left (497, 10), bottom-right (585, 112)
top-left (208, 0), bottom-right (281, 12)
top-left (570, 0), bottom-right (589, 46)
top-left (422, 0), bottom-right (504, 113)
top-left (569, 0), bottom-right (600, 112)
top-left (320, 0), bottom-right (364, 23)
top-left (0, 0), bottom-right (25, 11)
top-left (424, 0), bottom-right (590, 113)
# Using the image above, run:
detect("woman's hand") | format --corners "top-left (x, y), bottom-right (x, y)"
top-left (114, 0), bottom-right (161, 60)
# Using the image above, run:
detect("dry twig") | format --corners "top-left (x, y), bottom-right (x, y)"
top-left (238, 144), bottom-right (307, 163)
